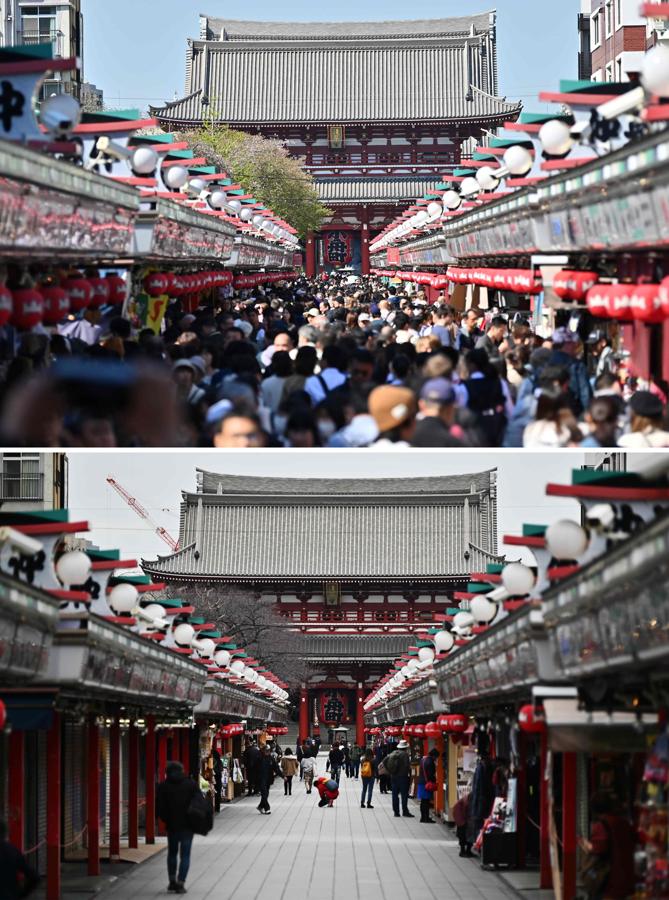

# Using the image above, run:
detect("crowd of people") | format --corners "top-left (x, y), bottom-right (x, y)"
top-left (1, 272), bottom-right (666, 448)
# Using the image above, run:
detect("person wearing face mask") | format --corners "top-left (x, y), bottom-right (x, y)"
top-left (314, 395), bottom-right (349, 445)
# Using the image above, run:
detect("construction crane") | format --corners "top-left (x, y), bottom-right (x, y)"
top-left (106, 475), bottom-right (180, 552)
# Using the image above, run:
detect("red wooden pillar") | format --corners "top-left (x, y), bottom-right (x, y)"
top-left (8, 731), bottom-right (24, 850)
top-left (46, 712), bottom-right (61, 900)
top-left (109, 718), bottom-right (121, 860)
top-left (299, 687), bottom-right (309, 743)
top-left (539, 731), bottom-right (552, 890)
top-left (181, 728), bottom-right (190, 777)
top-left (145, 716), bottom-right (156, 845)
top-left (562, 752), bottom-right (577, 900)
top-left (127, 723), bottom-right (139, 850)
top-left (305, 233), bottom-right (316, 278)
top-left (157, 730), bottom-right (168, 836)
top-left (355, 685), bottom-right (365, 747)
top-left (87, 717), bottom-right (100, 876)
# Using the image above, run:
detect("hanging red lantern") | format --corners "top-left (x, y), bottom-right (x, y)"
top-left (424, 721), bottom-right (442, 739)
top-left (62, 277), bottom-right (93, 312)
top-left (41, 286), bottom-right (70, 325)
top-left (518, 704), bottom-right (546, 734)
top-left (105, 274), bottom-right (127, 306)
top-left (436, 714), bottom-right (468, 734)
top-left (11, 288), bottom-right (44, 330)
top-left (604, 285), bottom-right (634, 322)
top-left (630, 285), bottom-right (665, 324)
top-left (143, 272), bottom-right (169, 297)
top-left (586, 286), bottom-right (611, 318)
top-left (171, 275), bottom-right (185, 297)
top-left (0, 699), bottom-right (5, 730)
top-left (87, 277), bottom-right (111, 309)
top-left (0, 286), bottom-right (12, 327)
top-left (412, 724), bottom-right (426, 737)
top-left (163, 272), bottom-right (175, 294)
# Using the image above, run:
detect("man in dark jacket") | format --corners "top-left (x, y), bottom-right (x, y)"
top-left (257, 745), bottom-right (282, 814)
top-left (386, 740), bottom-right (414, 818)
top-left (243, 740), bottom-right (261, 796)
top-left (156, 761), bottom-right (199, 894)
top-left (0, 819), bottom-right (39, 900)
top-left (328, 744), bottom-right (345, 784)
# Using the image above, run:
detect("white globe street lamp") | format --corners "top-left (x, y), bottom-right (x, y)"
top-left (502, 562), bottom-right (536, 596)
top-left (545, 520), bottom-right (589, 560)
top-left (55, 550), bottom-right (91, 587)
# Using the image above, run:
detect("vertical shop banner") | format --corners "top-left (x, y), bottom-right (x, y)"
top-left (135, 293), bottom-right (169, 334)
top-left (324, 231), bottom-right (353, 266)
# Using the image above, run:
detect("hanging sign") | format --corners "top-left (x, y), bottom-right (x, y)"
top-left (324, 230), bottom-right (353, 266)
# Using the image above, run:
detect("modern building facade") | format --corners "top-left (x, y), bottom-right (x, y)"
top-left (0, 452), bottom-right (67, 511)
top-left (150, 13), bottom-right (521, 275)
top-left (142, 469), bottom-right (502, 743)
top-left (0, 0), bottom-right (83, 97)
top-left (580, 0), bottom-right (668, 83)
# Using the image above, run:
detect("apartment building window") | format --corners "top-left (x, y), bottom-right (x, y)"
top-left (616, 0), bottom-right (623, 27)
top-left (20, 6), bottom-right (57, 43)
top-left (0, 454), bottom-right (43, 500)
top-left (592, 11), bottom-right (601, 47)
top-left (606, 1), bottom-right (613, 37)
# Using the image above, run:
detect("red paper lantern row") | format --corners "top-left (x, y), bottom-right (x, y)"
top-left (220, 723), bottom-right (244, 737)
top-left (385, 725), bottom-right (402, 736)
top-left (144, 272), bottom-right (170, 297)
top-left (233, 271), bottom-right (299, 290)
top-left (553, 270), bottom-right (599, 302)
top-left (266, 725), bottom-right (288, 735)
top-left (11, 288), bottom-right (44, 330)
top-left (436, 714), bottom-right (468, 734)
top-left (446, 267), bottom-right (543, 295)
top-left (518, 704), bottom-right (546, 734)
top-left (424, 721), bottom-right (442, 738)
top-left (0, 286), bottom-right (12, 327)
top-left (586, 283), bottom-right (668, 323)
top-left (41, 286), bottom-right (70, 324)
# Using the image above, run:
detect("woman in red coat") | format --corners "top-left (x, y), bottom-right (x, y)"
top-left (314, 776), bottom-right (339, 808)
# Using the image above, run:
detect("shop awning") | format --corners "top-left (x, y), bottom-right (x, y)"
top-left (446, 266), bottom-right (543, 294)
top-left (543, 699), bottom-right (655, 753)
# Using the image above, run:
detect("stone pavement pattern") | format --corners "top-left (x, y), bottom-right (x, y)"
top-left (105, 758), bottom-right (520, 900)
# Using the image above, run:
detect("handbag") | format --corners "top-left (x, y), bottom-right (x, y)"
top-left (232, 760), bottom-right (243, 784)
top-left (186, 789), bottom-right (213, 836)
top-left (422, 758), bottom-right (438, 792)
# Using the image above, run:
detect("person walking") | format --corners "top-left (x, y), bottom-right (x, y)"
top-left (280, 748), bottom-right (299, 796)
top-left (242, 740), bottom-right (261, 796)
top-left (257, 745), bottom-right (282, 815)
top-left (453, 793), bottom-right (473, 856)
top-left (328, 744), bottom-right (344, 785)
top-left (417, 748), bottom-right (440, 823)
top-left (385, 740), bottom-right (414, 818)
top-left (301, 751), bottom-right (316, 794)
top-left (0, 818), bottom-right (39, 900)
top-left (350, 743), bottom-right (362, 779)
top-left (156, 761), bottom-right (200, 894)
top-left (343, 743), bottom-right (352, 778)
top-left (360, 749), bottom-right (377, 809)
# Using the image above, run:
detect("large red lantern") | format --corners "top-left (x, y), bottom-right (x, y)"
top-left (62, 277), bottom-right (93, 312)
top-left (630, 285), bottom-right (665, 324)
top-left (436, 714), bottom-right (468, 734)
top-left (586, 286), bottom-right (611, 318)
top-left (518, 704), bottom-right (546, 734)
top-left (412, 724), bottom-right (425, 737)
top-left (41, 286), bottom-right (70, 325)
top-left (608, 285), bottom-right (634, 322)
top-left (143, 272), bottom-right (169, 297)
top-left (88, 277), bottom-right (111, 309)
top-left (106, 274), bottom-right (127, 306)
top-left (424, 721), bottom-right (442, 738)
top-left (386, 725), bottom-right (401, 736)
top-left (11, 289), bottom-right (44, 330)
top-left (553, 270), bottom-right (599, 301)
top-left (0, 286), bottom-right (12, 327)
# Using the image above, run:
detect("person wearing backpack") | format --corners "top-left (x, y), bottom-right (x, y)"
top-left (360, 749), bottom-right (377, 809)
top-left (386, 740), bottom-right (414, 818)
top-left (156, 761), bottom-right (201, 894)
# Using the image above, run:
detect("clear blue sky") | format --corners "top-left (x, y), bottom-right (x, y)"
top-left (81, 0), bottom-right (580, 112)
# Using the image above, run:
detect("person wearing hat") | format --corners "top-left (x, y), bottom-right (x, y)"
top-left (619, 390), bottom-right (669, 447)
top-left (384, 740), bottom-right (414, 818)
top-left (412, 378), bottom-right (463, 448)
top-left (369, 386), bottom-right (417, 447)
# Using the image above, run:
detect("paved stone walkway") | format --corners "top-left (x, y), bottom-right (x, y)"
top-left (105, 760), bottom-right (519, 900)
